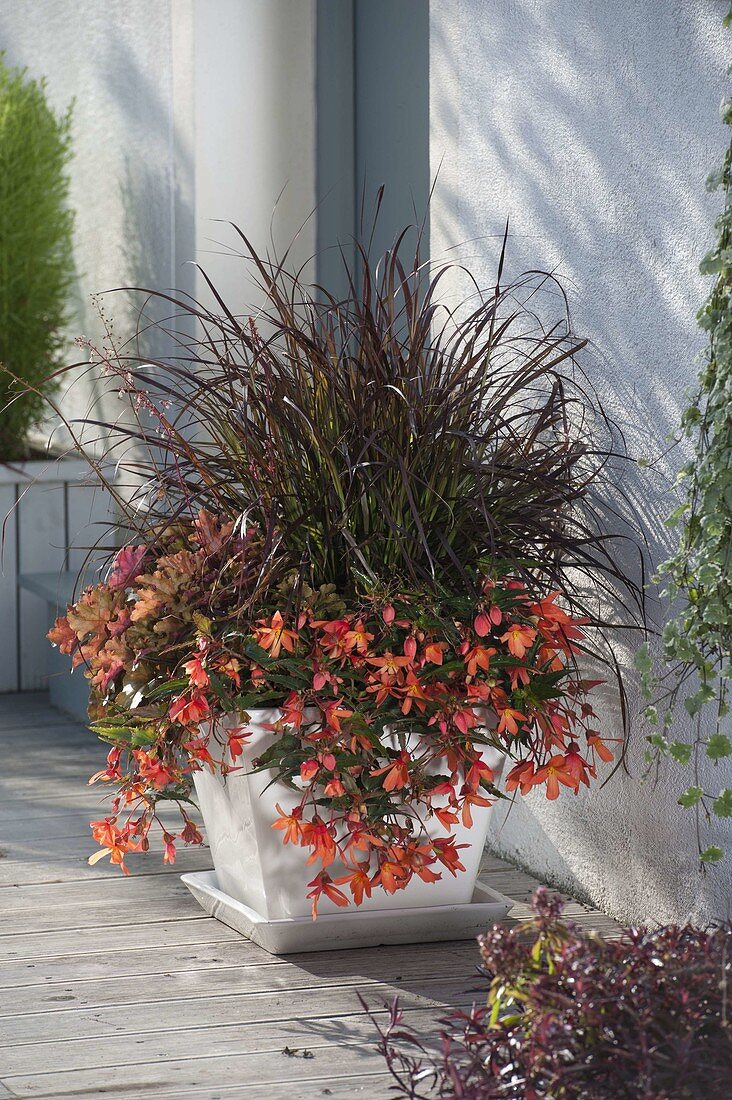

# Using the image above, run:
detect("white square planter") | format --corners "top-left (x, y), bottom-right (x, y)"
top-left (191, 708), bottom-right (505, 924)
top-left (182, 869), bottom-right (513, 954)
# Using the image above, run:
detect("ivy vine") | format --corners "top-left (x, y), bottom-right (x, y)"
top-left (637, 58), bottom-right (732, 864)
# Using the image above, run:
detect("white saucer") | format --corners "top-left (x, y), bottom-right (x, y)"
top-left (181, 869), bottom-right (513, 955)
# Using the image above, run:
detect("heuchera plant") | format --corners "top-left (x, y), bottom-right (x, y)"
top-left (43, 213), bottom-right (644, 914)
top-left (368, 887), bottom-right (732, 1099)
top-left (50, 512), bottom-right (609, 915)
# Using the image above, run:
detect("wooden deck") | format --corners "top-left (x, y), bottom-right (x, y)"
top-left (0, 693), bottom-right (619, 1099)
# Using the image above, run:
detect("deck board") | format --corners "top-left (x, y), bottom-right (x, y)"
top-left (0, 693), bottom-right (618, 1099)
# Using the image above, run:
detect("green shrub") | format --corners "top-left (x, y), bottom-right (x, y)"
top-left (0, 56), bottom-right (74, 459)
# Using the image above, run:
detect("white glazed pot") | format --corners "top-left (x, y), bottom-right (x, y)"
top-left (193, 708), bottom-right (503, 920)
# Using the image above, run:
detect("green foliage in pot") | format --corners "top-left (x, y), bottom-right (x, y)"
top-left (41, 208), bottom-right (647, 900)
top-left (637, 79), bottom-right (732, 863)
top-left (0, 56), bottom-right (74, 459)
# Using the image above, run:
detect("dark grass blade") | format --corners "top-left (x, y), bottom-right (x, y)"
top-left (11, 221), bottom-right (649, 719)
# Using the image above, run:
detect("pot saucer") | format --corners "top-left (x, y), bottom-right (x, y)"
top-left (181, 869), bottom-right (513, 955)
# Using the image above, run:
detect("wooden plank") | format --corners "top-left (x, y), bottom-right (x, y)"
top-left (0, 804), bottom-right (110, 832)
top-left (0, 717), bottom-right (81, 739)
top-left (0, 938), bottom-right (270, 990)
top-left (0, 895), bottom-right (202, 937)
top-left (0, 777), bottom-right (118, 803)
top-left (0, 811), bottom-right (202, 846)
top-left (0, 873), bottom-right (197, 912)
top-left (90, 1073), bottom-right (393, 1100)
top-left (0, 1007), bottom-right (436, 1076)
top-left (2, 1060), bottom-right (393, 1100)
top-left (65, 481), bottom-right (113, 577)
top-left (0, 918), bottom-right (240, 964)
top-left (0, 976), bottom-right (476, 1045)
top-left (0, 740), bottom-right (96, 763)
top-left (0, 803), bottom-right (195, 844)
top-left (0, 484), bottom-right (19, 693)
top-left (0, 846), bottom-right (213, 888)
top-left (18, 481), bottom-right (66, 690)
top-left (4, 945), bottom-right (478, 1017)
top-left (0, 789), bottom-right (133, 819)
top-left (0, 935), bottom-right (469, 991)
top-left (0, 705), bottom-right (79, 732)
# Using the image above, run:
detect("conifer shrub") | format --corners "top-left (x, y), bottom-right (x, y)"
top-left (0, 56), bottom-right (74, 459)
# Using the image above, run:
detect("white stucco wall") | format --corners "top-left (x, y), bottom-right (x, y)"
top-left (0, 0), bottom-right (315, 416)
top-left (0, 0), bottom-right (186, 420)
top-left (431, 0), bottom-right (731, 925)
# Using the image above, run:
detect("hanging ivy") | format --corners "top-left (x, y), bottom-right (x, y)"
top-left (637, 62), bottom-right (732, 863)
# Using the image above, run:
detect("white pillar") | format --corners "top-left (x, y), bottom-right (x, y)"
top-left (175, 0), bottom-right (317, 315)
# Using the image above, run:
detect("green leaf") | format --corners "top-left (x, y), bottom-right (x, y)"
top-left (664, 503), bottom-right (690, 527)
top-left (683, 684), bottom-right (717, 717)
top-left (131, 728), bottom-right (157, 748)
top-left (669, 741), bottom-right (693, 765)
top-left (713, 789), bottom-right (732, 817)
top-left (634, 643), bottom-right (652, 673)
top-left (146, 677), bottom-right (188, 702)
top-left (89, 724), bottom-right (136, 740)
top-left (678, 786), bottom-right (704, 808)
top-left (700, 846), bottom-right (725, 863)
top-left (207, 672), bottom-right (235, 709)
top-left (706, 733), bottom-right (732, 760)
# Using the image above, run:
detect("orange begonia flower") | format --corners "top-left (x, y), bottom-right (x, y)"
top-left (499, 624), bottom-right (537, 659)
top-left (303, 817), bottom-right (338, 867)
top-left (371, 750), bottom-right (410, 792)
top-left (306, 871), bottom-right (349, 919)
top-left (169, 691), bottom-right (210, 727)
top-left (587, 733), bottom-right (615, 763)
top-left (464, 644), bottom-right (497, 677)
top-left (272, 803), bottom-right (306, 845)
top-left (505, 759), bottom-right (536, 795)
top-left (366, 651), bottom-right (411, 679)
top-left (533, 754), bottom-right (577, 800)
top-left (254, 610), bottom-right (298, 659)
top-left (398, 672), bottom-right (430, 715)
top-left (496, 706), bottom-right (528, 736)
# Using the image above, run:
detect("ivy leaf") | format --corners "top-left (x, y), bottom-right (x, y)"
top-left (713, 789), bottom-right (732, 818)
top-left (678, 786), bottom-right (704, 808)
top-left (669, 742), bottom-right (693, 765)
top-left (664, 503), bottom-right (690, 527)
top-left (634, 643), bottom-right (652, 674)
top-left (700, 846), bottom-right (725, 863)
top-left (706, 733), bottom-right (732, 760)
top-left (683, 684), bottom-right (717, 717)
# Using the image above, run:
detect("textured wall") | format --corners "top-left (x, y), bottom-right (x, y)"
top-left (0, 0), bottom-right (316, 421)
top-left (0, 0), bottom-right (187, 429)
top-left (431, 0), bottom-right (732, 925)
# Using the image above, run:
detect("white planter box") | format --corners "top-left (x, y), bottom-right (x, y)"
top-left (182, 870), bottom-right (513, 954)
top-left (0, 457), bottom-right (111, 694)
top-left (194, 708), bottom-right (504, 921)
